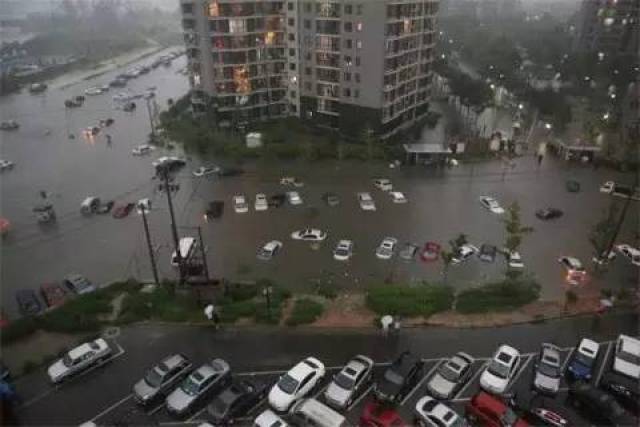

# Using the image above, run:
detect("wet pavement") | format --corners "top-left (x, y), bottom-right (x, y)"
top-left (1, 51), bottom-right (638, 318)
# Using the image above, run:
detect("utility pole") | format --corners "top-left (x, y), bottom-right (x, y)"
top-left (140, 205), bottom-right (160, 285)
top-left (146, 96), bottom-right (156, 142)
top-left (603, 176), bottom-right (638, 259)
top-left (160, 167), bottom-right (183, 283)
top-left (197, 226), bottom-right (210, 283)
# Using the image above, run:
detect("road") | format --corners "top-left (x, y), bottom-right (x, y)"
top-left (11, 312), bottom-right (638, 425)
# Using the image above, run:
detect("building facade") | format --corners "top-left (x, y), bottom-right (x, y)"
top-left (180, 0), bottom-right (439, 138)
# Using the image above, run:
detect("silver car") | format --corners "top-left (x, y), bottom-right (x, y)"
top-left (533, 343), bottom-right (561, 395)
top-left (133, 354), bottom-right (192, 405)
top-left (324, 355), bottom-right (373, 409)
top-left (166, 359), bottom-right (231, 416)
top-left (426, 352), bottom-right (474, 399)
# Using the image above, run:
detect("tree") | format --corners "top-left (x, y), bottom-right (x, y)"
top-left (589, 202), bottom-right (621, 267)
top-left (441, 250), bottom-right (454, 284)
top-left (450, 233), bottom-right (468, 250)
top-left (503, 202), bottom-right (533, 253)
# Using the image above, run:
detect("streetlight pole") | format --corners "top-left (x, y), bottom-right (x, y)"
top-left (140, 205), bottom-right (160, 285)
top-left (160, 167), bottom-right (182, 284)
top-left (263, 286), bottom-right (273, 319)
top-left (146, 96), bottom-right (156, 142)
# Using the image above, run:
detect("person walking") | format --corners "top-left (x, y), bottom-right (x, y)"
top-left (204, 303), bottom-right (220, 329)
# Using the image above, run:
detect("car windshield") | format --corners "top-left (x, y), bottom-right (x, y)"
top-left (277, 374), bottom-right (298, 394)
top-left (575, 351), bottom-right (595, 367)
top-left (144, 367), bottom-right (164, 388)
top-left (488, 360), bottom-right (509, 379)
top-left (538, 362), bottom-right (559, 378)
top-left (180, 376), bottom-right (200, 396)
top-left (617, 349), bottom-right (640, 365)
top-left (438, 363), bottom-right (461, 382)
top-left (62, 354), bottom-right (74, 367)
top-left (334, 372), bottom-right (355, 390)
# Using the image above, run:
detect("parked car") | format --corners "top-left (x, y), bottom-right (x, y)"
top-left (153, 156), bottom-right (186, 174)
top-left (258, 240), bottom-right (283, 261)
top-left (269, 193), bottom-right (286, 208)
top-left (509, 393), bottom-right (569, 427)
top-left (360, 400), bottom-right (406, 427)
top-left (558, 256), bottom-right (586, 285)
top-left (612, 334), bottom-right (640, 380)
top-left (508, 251), bottom-right (524, 269)
top-left (136, 198), bottom-right (151, 215)
top-left (47, 338), bottom-right (112, 384)
top-left (290, 228), bottom-right (327, 242)
top-left (133, 354), bottom-right (192, 405)
top-left (414, 395), bottom-right (467, 427)
top-left (207, 379), bottom-right (271, 424)
top-left (166, 359), bottom-right (231, 417)
top-left (233, 195), bottom-right (249, 213)
top-left (480, 345), bottom-right (521, 395)
top-left (268, 357), bottom-right (325, 412)
top-left (465, 392), bottom-right (529, 427)
top-left (358, 192), bottom-right (376, 211)
top-left (399, 243), bottom-right (419, 261)
top-left (287, 191), bottom-right (303, 206)
top-left (254, 410), bottom-right (289, 427)
top-left (532, 343), bottom-right (562, 395)
top-left (132, 145), bottom-right (154, 156)
top-left (255, 193), bottom-right (269, 211)
top-left (599, 371), bottom-right (640, 414)
top-left (16, 290), bottom-right (42, 316)
top-left (376, 237), bottom-right (398, 260)
top-left (535, 208), bottom-right (563, 220)
top-left (0, 120), bottom-right (20, 130)
top-left (112, 202), bottom-right (135, 219)
top-left (478, 244), bottom-right (497, 263)
top-left (479, 196), bottom-right (505, 214)
top-left (80, 196), bottom-right (100, 215)
top-left (324, 355), bottom-right (373, 409)
top-left (420, 242), bottom-right (441, 262)
top-left (426, 352), bottom-right (475, 400)
top-left (452, 244), bottom-right (478, 264)
top-left (373, 179), bottom-right (393, 191)
top-left (322, 192), bottom-right (340, 207)
top-left (615, 244), bottom-right (640, 266)
top-left (289, 398), bottom-right (347, 427)
top-left (333, 240), bottom-right (354, 261)
top-left (280, 177), bottom-right (304, 187)
top-left (64, 274), bottom-right (96, 295)
top-left (40, 282), bottom-right (68, 308)
top-left (567, 381), bottom-right (635, 426)
top-left (390, 191), bottom-right (408, 204)
top-left (373, 351), bottom-right (424, 403)
top-left (600, 181), bottom-right (615, 193)
top-left (565, 338), bottom-right (599, 381)
top-left (0, 159), bottom-right (15, 171)
top-left (96, 201), bottom-right (114, 214)
top-left (193, 165), bottom-right (220, 177)
top-left (122, 101), bottom-right (136, 112)
top-left (205, 201), bottom-right (224, 220)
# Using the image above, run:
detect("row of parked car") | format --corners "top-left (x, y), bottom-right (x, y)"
top-left (56, 333), bottom-right (640, 427)
top-left (16, 274), bottom-right (94, 316)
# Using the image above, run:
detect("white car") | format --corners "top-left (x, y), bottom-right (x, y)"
top-left (47, 338), bottom-right (112, 383)
top-left (136, 198), bottom-right (151, 214)
top-left (389, 191), bottom-right (407, 204)
top-left (233, 195), bottom-right (249, 213)
top-left (0, 159), bottom-right (15, 171)
top-left (508, 251), bottom-right (524, 269)
top-left (358, 192), bottom-right (376, 211)
top-left (287, 191), bottom-right (303, 205)
top-left (268, 357), bottom-right (325, 412)
top-left (600, 181), bottom-right (615, 193)
top-left (333, 240), bottom-right (354, 261)
top-left (532, 343), bottom-right (561, 395)
top-left (452, 244), bottom-right (479, 264)
top-left (414, 396), bottom-right (465, 427)
top-left (257, 240), bottom-right (283, 261)
top-left (479, 196), bottom-right (505, 214)
top-left (131, 145), bottom-right (153, 156)
top-left (255, 193), bottom-right (268, 211)
top-left (615, 244), bottom-right (640, 266)
top-left (324, 355), bottom-right (373, 409)
top-left (254, 410), bottom-right (288, 427)
top-left (613, 335), bottom-right (640, 379)
top-left (84, 86), bottom-right (104, 96)
top-left (558, 256), bottom-right (586, 284)
top-left (193, 166), bottom-right (220, 177)
top-left (290, 228), bottom-right (327, 242)
top-left (280, 177), bottom-right (304, 187)
top-left (480, 345), bottom-right (521, 394)
top-left (376, 237), bottom-right (398, 260)
top-left (373, 178), bottom-right (393, 191)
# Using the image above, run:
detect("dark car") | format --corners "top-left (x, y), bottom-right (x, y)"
top-left (40, 282), bottom-right (68, 308)
top-left (113, 202), bottom-right (135, 219)
top-left (535, 208), bottom-right (563, 220)
top-left (322, 192), bottom-right (340, 207)
top-left (205, 201), bottom-right (224, 220)
top-left (218, 167), bottom-right (244, 177)
top-left (510, 392), bottom-right (569, 427)
top-left (64, 274), bottom-right (96, 295)
top-left (207, 379), bottom-right (270, 424)
top-left (96, 201), bottom-right (115, 214)
top-left (600, 372), bottom-right (640, 414)
top-left (478, 244), bottom-right (497, 263)
top-left (16, 290), bottom-right (42, 316)
top-left (373, 351), bottom-right (424, 403)
top-left (567, 381), bottom-right (636, 426)
top-left (269, 193), bottom-right (286, 208)
top-left (123, 101), bottom-right (136, 112)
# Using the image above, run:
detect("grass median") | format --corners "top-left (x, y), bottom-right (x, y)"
top-left (455, 278), bottom-right (541, 314)
top-left (366, 283), bottom-right (455, 317)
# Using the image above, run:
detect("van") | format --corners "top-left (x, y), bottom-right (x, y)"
top-left (289, 398), bottom-right (348, 427)
top-left (171, 237), bottom-right (196, 266)
top-left (81, 197), bottom-right (100, 215)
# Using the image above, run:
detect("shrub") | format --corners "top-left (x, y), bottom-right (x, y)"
top-left (316, 282), bottom-right (338, 300)
top-left (456, 279), bottom-right (541, 314)
top-left (286, 299), bottom-right (324, 326)
top-left (1, 317), bottom-right (39, 345)
top-left (117, 287), bottom-right (199, 324)
top-left (227, 283), bottom-right (259, 302)
top-left (366, 284), bottom-right (454, 317)
top-left (41, 292), bottom-right (111, 333)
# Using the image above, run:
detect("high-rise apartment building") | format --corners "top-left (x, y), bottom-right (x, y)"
top-left (180, 0), bottom-right (439, 138)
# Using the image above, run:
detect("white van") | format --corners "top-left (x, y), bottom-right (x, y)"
top-left (171, 237), bottom-right (196, 266)
top-left (289, 398), bottom-right (347, 427)
top-left (81, 197), bottom-right (100, 215)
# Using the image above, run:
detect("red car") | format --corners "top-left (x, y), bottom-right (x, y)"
top-left (465, 392), bottom-right (529, 427)
top-left (112, 202), bottom-right (135, 219)
top-left (420, 241), bottom-right (441, 262)
top-left (40, 282), bottom-right (68, 308)
top-left (360, 400), bottom-right (407, 427)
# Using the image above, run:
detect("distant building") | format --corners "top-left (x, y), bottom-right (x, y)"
top-left (180, 0), bottom-right (440, 138)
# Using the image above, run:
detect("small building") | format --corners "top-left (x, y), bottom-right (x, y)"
top-left (549, 138), bottom-right (601, 162)
top-left (403, 142), bottom-right (464, 165)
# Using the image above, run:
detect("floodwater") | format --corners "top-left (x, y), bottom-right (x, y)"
top-left (1, 51), bottom-right (637, 318)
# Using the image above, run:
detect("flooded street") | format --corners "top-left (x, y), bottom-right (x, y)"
top-left (1, 52), bottom-right (637, 318)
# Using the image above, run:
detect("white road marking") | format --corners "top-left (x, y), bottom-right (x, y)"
top-left (400, 361), bottom-right (441, 406)
top-left (453, 361), bottom-right (487, 400)
top-left (185, 406), bottom-right (208, 423)
top-left (147, 402), bottom-right (166, 415)
top-left (89, 394), bottom-right (134, 423)
top-left (349, 384), bottom-right (373, 410)
top-left (561, 348), bottom-right (575, 374)
top-left (594, 342), bottom-right (612, 387)
top-left (507, 354), bottom-right (533, 392)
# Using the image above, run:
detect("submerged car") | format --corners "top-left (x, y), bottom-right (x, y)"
top-left (452, 244), bottom-right (478, 264)
top-left (376, 237), bottom-right (398, 260)
top-left (16, 290), bottom-right (42, 316)
top-left (233, 195), bottom-right (249, 213)
top-left (290, 228), bottom-right (327, 242)
top-left (373, 178), bottom-right (393, 191)
top-left (333, 240), bottom-right (354, 261)
top-left (479, 196), bottom-right (505, 214)
top-left (47, 338), bottom-right (112, 384)
top-left (257, 240), bottom-right (283, 261)
top-left (358, 192), bottom-right (376, 211)
top-left (399, 243), bottom-right (419, 261)
top-left (287, 191), bottom-right (303, 205)
top-left (64, 274), bottom-right (96, 295)
top-left (193, 165), bottom-right (220, 177)
top-left (40, 282), bottom-right (68, 308)
top-left (322, 192), bottom-right (340, 207)
top-left (535, 208), bottom-right (563, 220)
top-left (133, 354), bottom-right (192, 405)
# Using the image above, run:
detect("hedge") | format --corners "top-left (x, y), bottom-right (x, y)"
top-left (285, 298), bottom-right (325, 326)
top-left (455, 279), bottom-right (541, 314)
top-left (366, 284), bottom-right (454, 317)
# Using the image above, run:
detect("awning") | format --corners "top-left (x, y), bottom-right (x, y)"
top-left (403, 143), bottom-right (452, 154)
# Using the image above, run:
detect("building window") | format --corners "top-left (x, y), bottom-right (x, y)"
top-left (345, 4), bottom-right (353, 14)
top-left (354, 89), bottom-right (359, 98)
top-left (288, 17), bottom-right (295, 26)
top-left (290, 104), bottom-right (297, 113)
top-left (229, 19), bottom-right (246, 34)
top-left (288, 33), bottom-right (295, 41)
top-left (356, 4), bottom-right (363, 15)
top-left (305, 67), bottom-right (311, 75)
top-left (305, 82), bottom-right (312, 90)
top-left (344, 22), bottom-right (353, 32)
top-left (356, 22), bottom-right (363, 31)
top-left (288, 2), bottom-right (294, 11)
top-left (344, 72), bottom-right (351, 81)
top-left (304, 19), bottom-right (311, 29)
top-left (356, 40), bottom-right (362, 49)
top-left (290, 91), bottom-right (296, 98)
top-left (289, 63), bottom-right (296, 70)
top-left (207, 1), bottom-right (218, 17)
top-left (304, 2), bottom-right (312, 12)
top-left (289, 48), bottom-right (295, 56)
top-left (355, 73), bottom-right (360, 83)
top-left (345, 39), bottom-right (352, 48)
top-left (343, 88), bottom-right (351, 97)
top-left (355, 56), bottom-right (361, 66)
top-left (344, 56), bottom-right (352, 66)
top-left (305, 51), bottom-right (312, 60)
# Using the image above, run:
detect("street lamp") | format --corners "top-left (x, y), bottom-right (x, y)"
top-left (545, 123), bottom-right (552, 130)
top-left (603, 113), bottom-right (610, 120)
top-left (490, 84), bottom-right (496, 90)
top-left (518, 103), bottom-right (524, 110)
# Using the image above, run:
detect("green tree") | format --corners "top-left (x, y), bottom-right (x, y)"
top-left (589, 202), bottom-right (620, 265)
top-left (441, 250), bottom-right (454, 284)
top-left (503, 202), bottom-right (533, 253)
top-left (450, 233), bottom-right (468, 250)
